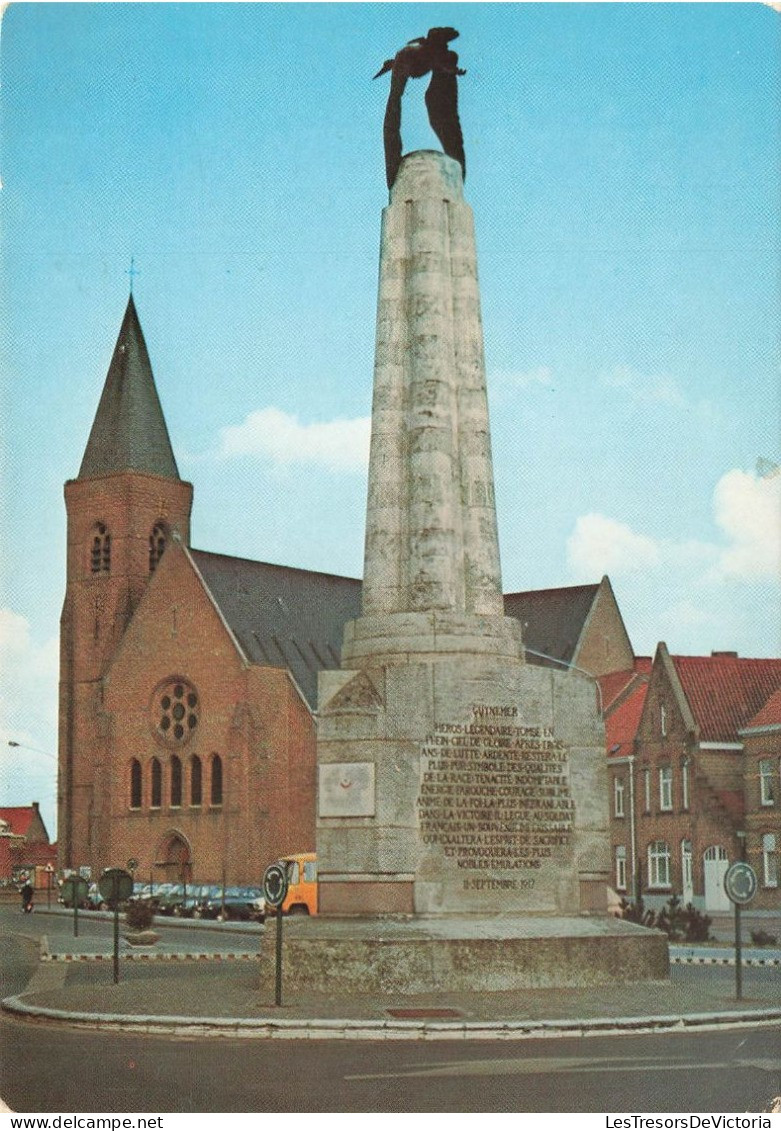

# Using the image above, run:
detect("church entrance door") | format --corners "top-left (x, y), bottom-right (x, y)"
top-left (155, 832), bottom-right (193, 885)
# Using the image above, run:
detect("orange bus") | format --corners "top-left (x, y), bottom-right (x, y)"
top-left (277, 852), bottom-right (318, 915)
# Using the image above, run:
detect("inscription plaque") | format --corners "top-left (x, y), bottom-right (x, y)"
top-left (417, 705), bottom-right (574, 873)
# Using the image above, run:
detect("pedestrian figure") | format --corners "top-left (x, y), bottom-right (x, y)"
top-left (374, 27), bottom-right (466, 189)
top-left (20, 879), bottom-right (34, 913)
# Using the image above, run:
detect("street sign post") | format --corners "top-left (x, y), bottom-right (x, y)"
top-left (44, 863), bottom-right (55, 910)
top-left (61, 875), bottom-right (88, 937)
top-left (263, 863), bottom-right (289, 1007)
top-left (724, 860), bottom-right (758, 1001)
top-left (99, 868), bottom-right (133, 984)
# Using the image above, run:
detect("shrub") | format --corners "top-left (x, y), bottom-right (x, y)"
top-left (681, 903), bottom-right (712, 942)
top-left (750, 929), bottom-right (777, 947)
top-left (125, 900), bottom-right (155, 931)
top-left (617, 895), bottom-right (713, 942)
top-left (617, 896), bottom-right (657, 928)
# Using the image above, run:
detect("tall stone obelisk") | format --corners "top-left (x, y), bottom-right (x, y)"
top-left (317, 151), bottom-right (610, 918)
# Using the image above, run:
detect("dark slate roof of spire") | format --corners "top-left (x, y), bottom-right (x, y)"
top-left (504, 583), bottom-right (600, 669)
top-left (190, 550), bottom-right (362, 709)
top-left (78, 296), bottom-right (180, 480)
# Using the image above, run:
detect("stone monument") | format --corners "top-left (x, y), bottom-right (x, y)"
top-left (261, 55), bottom-right (668, 993)
top-left (316, 150), bottom-right (608, 922)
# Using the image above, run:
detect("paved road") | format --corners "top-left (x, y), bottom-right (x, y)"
top-left (2, 1013), bottom-right (779, 1113)
top-left (2, 911), bottom-right (779, 1114)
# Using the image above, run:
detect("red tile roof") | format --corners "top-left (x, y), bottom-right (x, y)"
top-left (672, 656), bottom-right (781, 743)
top-left (599, 657), bottom-right (652, 714)
top-left (604, 676), bottom-right (649, 758)
top-left (0, 807), bottom-right (37, 837)
top-left (741, 685), bottom-right (781, 731)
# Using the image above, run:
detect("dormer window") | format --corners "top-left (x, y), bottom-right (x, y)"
top-left (91, 523), bottom-right (111, 573)
top-left (149, 523), bottom-right (167, 573)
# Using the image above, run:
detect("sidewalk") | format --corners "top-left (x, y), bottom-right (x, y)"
top-left (3, 913), bottom-right (779, 1040)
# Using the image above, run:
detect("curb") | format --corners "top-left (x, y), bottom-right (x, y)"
top-left (670, 954), bottom-right (781, 968)
top-left (3, 995), bottom-right (780, 1041)
top-left (41, 952), bottom-right (259, 962)
top-left (41, 952), bottom-right (781, 967)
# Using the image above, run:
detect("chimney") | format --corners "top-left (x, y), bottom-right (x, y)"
top-left (711, 651), bottom-right (738, 658)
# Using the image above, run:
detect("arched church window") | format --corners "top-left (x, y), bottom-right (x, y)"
top-left (91, 523), bottom-right (111, 573)
top-left (130, 759), bottom-right (142, 810)
top-left (210, 754), bottom-right (223, 807)
top-left (149, 523), bottom-right (167, 573)
top-left (190, 755), bottom-right (202, 807)
top-left (170, 755), bottom-right (182, 807)
top-left (151, 758), bottom-right (162, 809)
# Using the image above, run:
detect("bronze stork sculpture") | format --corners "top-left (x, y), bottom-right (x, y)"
top-left (374, 27), bottom-right (466, 190)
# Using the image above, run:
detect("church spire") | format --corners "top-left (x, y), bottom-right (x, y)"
top-left (78, 295), bottom-right (180, 480)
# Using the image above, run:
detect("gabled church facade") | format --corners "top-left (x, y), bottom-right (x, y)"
top-left (57, 297), bottom-right (348, 885)
top-left (58, 297), bottom-right (637, 885)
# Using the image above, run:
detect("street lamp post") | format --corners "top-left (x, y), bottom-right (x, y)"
top-left (45, 863), bottom-right (55, 909)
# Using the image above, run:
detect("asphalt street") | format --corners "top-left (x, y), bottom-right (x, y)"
top-left (1, 1013), bottom-right (779, 1113)
top-left (1, 908), bottom-right (779, 1114)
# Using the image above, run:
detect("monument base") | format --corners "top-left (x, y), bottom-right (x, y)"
top-left (318, 654), bottom-right (611, 917)
top-left (259, 915), bottom-right (669, 995)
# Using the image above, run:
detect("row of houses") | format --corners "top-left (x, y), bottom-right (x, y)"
top-left (604, 646), bottom-right (780, 913)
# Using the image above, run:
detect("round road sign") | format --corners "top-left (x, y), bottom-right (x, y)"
top-left (263, 863), bottom-right (288, 908)
top-left (99, 867), bottom-right (134, 905)
top-left (61, 876), bottom-right (89, 907)
top-left (723, 861), bottom-right (758, 906)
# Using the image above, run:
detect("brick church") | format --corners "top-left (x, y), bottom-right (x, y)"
top-left (57, 296), bottom-right (635, 886)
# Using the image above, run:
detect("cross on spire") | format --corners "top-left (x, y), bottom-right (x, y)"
top-left (126, 257), bottom-right (140, 294)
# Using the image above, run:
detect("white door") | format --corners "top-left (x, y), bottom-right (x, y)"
top-left (681, 839), bottom-right (693, 905)
top-left (703, 845), bottom-right (730, 912)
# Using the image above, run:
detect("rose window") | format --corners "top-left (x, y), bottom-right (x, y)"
top-left (153, 679), bottom-right (199, 744)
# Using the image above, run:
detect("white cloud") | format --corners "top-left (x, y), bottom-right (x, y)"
top-left (600, 365), bottom-right (687, 408)
top-left (564, 467), bottom-right (780, 656)
top-left (566, 513), bottom-right (661, 578)
top-left (216, 407), bottom-right (370, 472)
top-left (709, 468), bottom-right (781, 580)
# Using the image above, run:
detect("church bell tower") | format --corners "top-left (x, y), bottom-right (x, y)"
top-left (58, 295), bottom-right (193, 870)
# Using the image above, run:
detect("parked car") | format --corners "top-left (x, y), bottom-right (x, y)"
top-left (155, 883), bottom-right (186, 915)
top-left (201, 886), bottom-right (265, 922)
top-left (173, 884), bottom-right (216, 917)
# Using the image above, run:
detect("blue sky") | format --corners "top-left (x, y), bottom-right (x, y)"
top-left (2, 2), bottom-right (779, 835)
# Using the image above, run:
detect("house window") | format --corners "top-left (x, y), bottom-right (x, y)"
top-left (190, 755), bottom-right (202, 806)
top-left (91, 523), bottom-right (111, 573)
top-left (647, 841), bottom-right (671, 888)
top-left (149, 523), bottom-right (167, 573)
top-left (614, 775), bottom-right (625, 818)
top-left (130, 759), bottom-right (142, 809)
top-left (659, 766), bottom-right (673, 811)
top-left (759, 760), bottom-right (775, 806)
top-left (170, 755), bottom-right (182, 808)
top-left (150, 758), bottom-right (162, 809)
top-left (643, 768), bottom-right (651, 813)
top-left (210, 754), bottom-right (223, 806)
top-left (681, 759), bottom-right (690, 811)
top-left (615, 845), bottom-right (627, 891)
top-left (762, 834), bottom-right (778, 888)
top-left (661, 705), bottom-right (667, 737)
